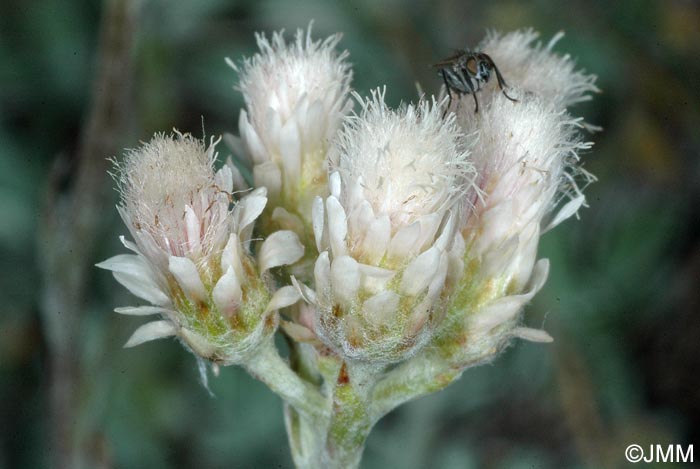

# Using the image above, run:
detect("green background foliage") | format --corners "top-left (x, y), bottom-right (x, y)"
top-left (1, 0), bottom-right (699, 467)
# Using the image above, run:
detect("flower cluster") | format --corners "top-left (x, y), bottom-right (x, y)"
top-left (99, 25), bottom-right (598, 469)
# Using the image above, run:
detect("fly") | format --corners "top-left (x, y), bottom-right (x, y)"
top-left (434, 50), bottom-right (517, 115)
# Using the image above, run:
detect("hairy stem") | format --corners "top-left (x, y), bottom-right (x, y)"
top-left (244, 338), bottom-right (328, 421)
top-left (370, 352), bottom-right (461, 420)
top-left (287, 358), bottom-right (381, 469)
top-left (322, 369), bottom-right (373, 469)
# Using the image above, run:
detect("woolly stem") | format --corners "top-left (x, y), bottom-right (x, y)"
top-left (283, 358), bottom-right (380, 469)
top-left (370, 352), bottom-right (461, 420)
top-left (244, 338), bottom-right (327, 421)
top-left (320, 361), bottom-right (376, 468)
top-left (370, 336), bottom-right (502, 420)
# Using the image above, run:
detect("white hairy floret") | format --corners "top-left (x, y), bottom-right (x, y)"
top-left (115, 132), bottom-right (231, 266)
top-left (232, 24), bottom-right (352, 219)
top-left (462, 88), bottom-right (594, 265)
top-left (479, 29), bottom-right (599, 108)
top-left (306, 90), bottom-right (473, 363)
top-left (333, 89), bottom-right (473, 232)
top-left (236, 26), bottom-right (351, 135)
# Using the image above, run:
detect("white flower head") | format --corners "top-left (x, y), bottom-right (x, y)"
top-left (98, 132), bottom-right (304, 365)
top-left (478, 28), bottom-right (599, 108)
top-left (307, 90), bottom-right (474, 363)
top-left (332, 89), bottom-right (473, 240)
top-left (443, 84), bottom-right (595, 365)
top-left (465, 94), bottom-right (593, 258)
top-left (232, 23), bottom-right (352, 221)
top-left (439, 30), bottom-right (599, 123)
top-left (114, 132), bottom-right (231, 270)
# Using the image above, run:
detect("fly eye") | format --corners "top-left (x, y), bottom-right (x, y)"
top-left (466, 58), bottom-right (478, 75)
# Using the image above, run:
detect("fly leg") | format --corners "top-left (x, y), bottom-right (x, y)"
top-left (460, 67), bottom-right (479, 113)
top-left (493, 64), bottom-right (518, 103)
top-left (441, 69), bottom-right (453, 118)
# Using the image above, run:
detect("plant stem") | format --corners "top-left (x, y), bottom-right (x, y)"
top-left (370, 352), bottom-right (460, 420)
top-left (244, 338), bottom-right (328, 421)
top-left (277, 356), bottom-right (378, 468)
top-left (322, 376), bottom-right (372, 468)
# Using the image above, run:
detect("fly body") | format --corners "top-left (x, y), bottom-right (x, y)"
top-left (434, 50), bottom-right (517, 115)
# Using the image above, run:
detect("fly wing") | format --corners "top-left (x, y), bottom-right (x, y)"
top-left (432, 50), bottom-right (466, 68)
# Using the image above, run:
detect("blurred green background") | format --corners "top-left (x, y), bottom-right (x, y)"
top-left (2, 0), bottom-right (699, 467)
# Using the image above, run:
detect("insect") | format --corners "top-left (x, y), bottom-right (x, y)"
top-left (434, 50), bottom-right (517, 115)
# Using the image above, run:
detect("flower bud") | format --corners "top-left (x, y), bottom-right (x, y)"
top-left (97, 133), bottom-right (303, 364)
top-left (305, 90), bottom-right (474, 363)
